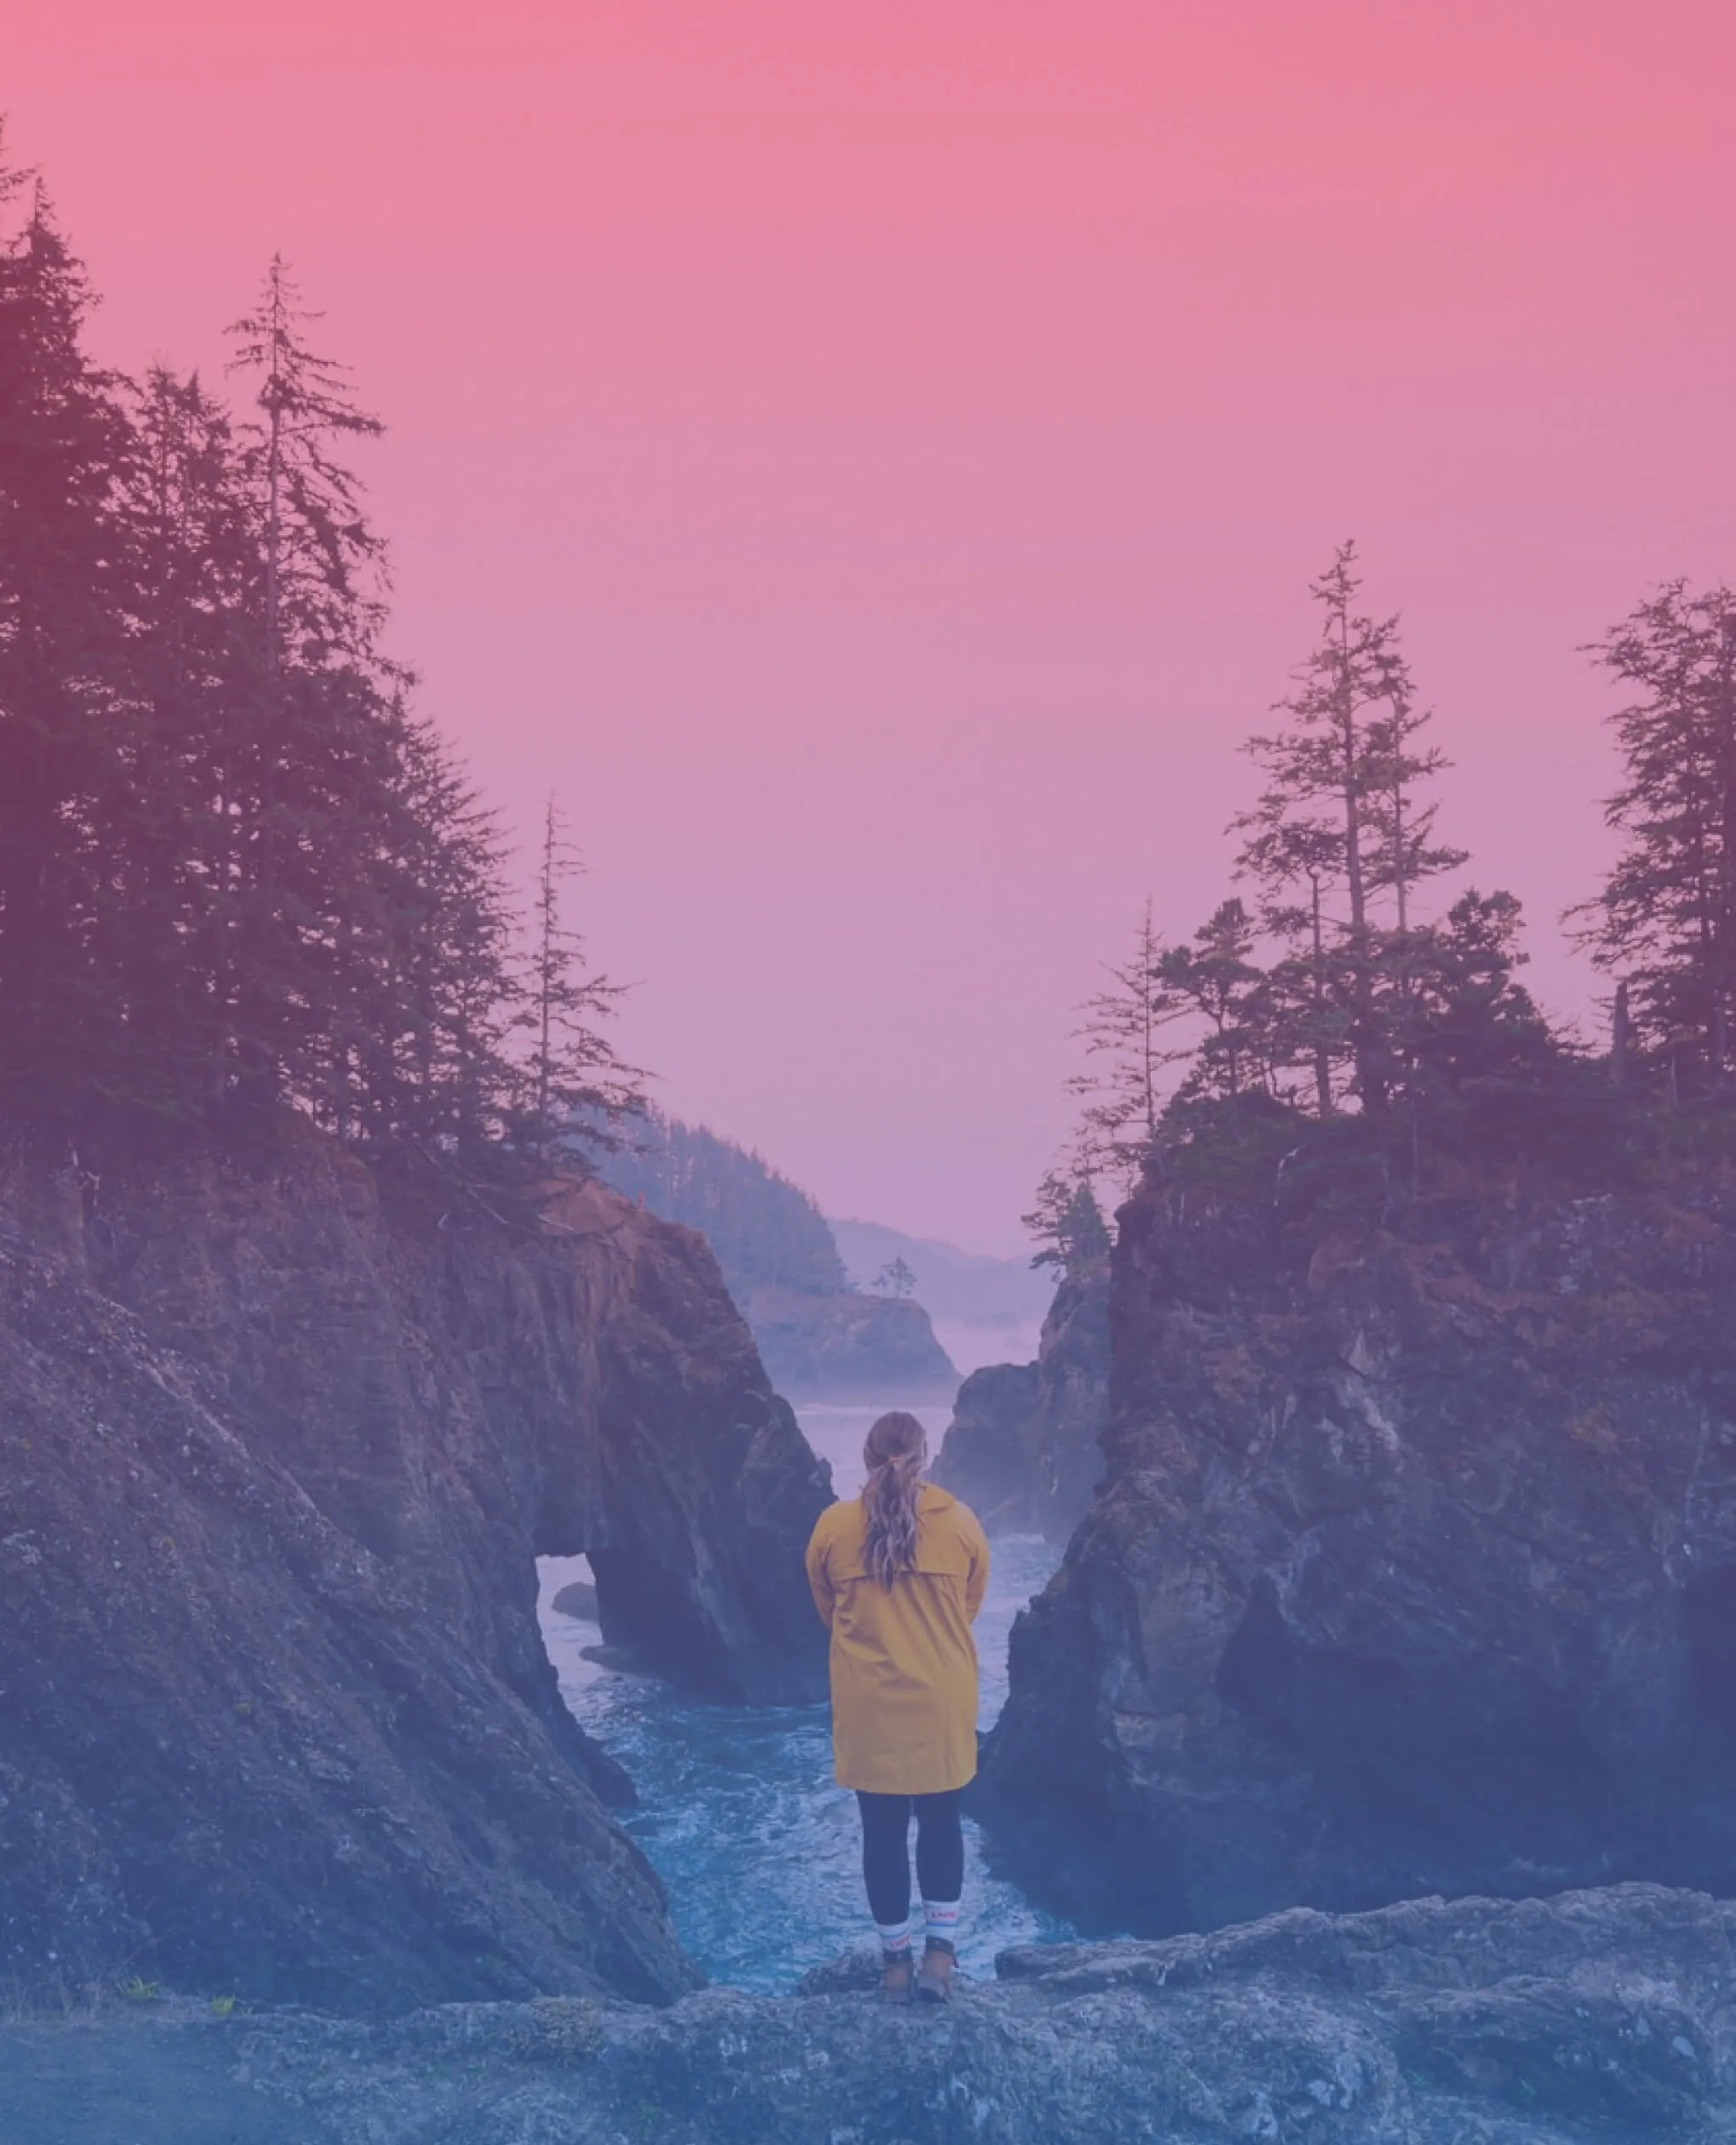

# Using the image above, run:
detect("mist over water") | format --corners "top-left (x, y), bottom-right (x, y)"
top-left (540, 1399), bottom-right (1078, 1992)
top-left (931, 1321), bottom-right (1046, 1378)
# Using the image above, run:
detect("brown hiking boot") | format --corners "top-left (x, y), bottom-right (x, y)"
top-left (915, 1944), bottom-right (955, 2005)
top-left (880, 1948), bottom-right (914, 2003)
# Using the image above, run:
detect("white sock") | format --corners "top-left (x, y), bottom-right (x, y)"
top-left (876, 1917), bottom-right (912, 1957)
top-left (922, 1899), bottom-right (962, 1953)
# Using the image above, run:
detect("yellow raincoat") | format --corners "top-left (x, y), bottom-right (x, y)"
top-left (804, 1482), bottom-right (991, 1794)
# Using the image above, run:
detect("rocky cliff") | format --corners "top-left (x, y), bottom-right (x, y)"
top-left (0, 1130), bottom-right (831, 2011)
top-left (979, 1171), bottom-right (1736, 1937)
top-left (933, 1262), bottom-right (1108, 1537)
top-left (4, 1885), bottom-right (1731, 2144)
top-left (744, 1284), bottom-right (958, 1401)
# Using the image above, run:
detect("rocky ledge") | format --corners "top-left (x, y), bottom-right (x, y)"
top-left (0, 1131), bottom-right (831, 2011)
top-left (979, 1172), bottom-right (1736, 1939)
top-left (3, 1885), bottom-right (1732, 2143)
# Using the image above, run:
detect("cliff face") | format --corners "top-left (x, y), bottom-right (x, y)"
top-left (933, 1264), bottom-right (1108, 1538)
top-left (743, 1285), bottom-right (958, 1401)
top-left (0, 1135), bottom-right (831, 2010)
top-left (979, 1175), bottom-right (1736, 1936)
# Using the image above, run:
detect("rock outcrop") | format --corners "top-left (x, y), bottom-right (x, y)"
top-left (934, 1358), bottom-right (1041, 1524)
top-left (744, 1284), bottom-right (958, 1401)
top-left (979, 1175), bottom-right (1736, 1937)
top-left (0, 1131), bottom-right (831, 2011)
top-left (6, 1885), bottom-right (1733, 2143)
top-left (934, 1262), bottom-right (1108, 1536)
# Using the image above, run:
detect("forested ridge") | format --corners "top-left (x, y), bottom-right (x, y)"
top-left (603, 1112), bottom-right (848, 1301)
top-left (1034, 546), bottom-right (1736, 1266)
top-left (0, 140), bottom-right (636, 1168)
top-left (8, 129), bottom-right (1733, 1238)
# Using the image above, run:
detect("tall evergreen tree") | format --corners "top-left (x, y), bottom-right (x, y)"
top-left (226, 256), bottom-right (385, 672)
top-left (1234, 543), bottom-right (1464, 1113)
top-left (1, 161), bottom-right (642, 1167)
top-left (1577, 581), bottom-right (1736, 1093)
top-left (374, 720), bottom-right (518, 1151)
top-left (1065, 899), bottom-right (1185, 1193)
top-left (1045, 548), bottom-right (1570, 1204)
top-left (218, 256), bottom-right (416, 1124)
top-left (0, 146), bottom-right (136, 1113)
top-left (515, 797), bottom-right (642, 1162)
top-left (115, 363), bottom-right (259, 1106)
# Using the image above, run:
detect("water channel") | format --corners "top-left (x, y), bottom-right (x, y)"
top-left (537, 1399), bottom-right (1076, 1992)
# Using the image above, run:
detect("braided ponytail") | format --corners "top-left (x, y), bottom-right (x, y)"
top-left (860, 1410), bottom-right (928, 1587)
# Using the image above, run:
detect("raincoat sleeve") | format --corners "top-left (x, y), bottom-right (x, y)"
top-left (962, 1507), bottom-right (991, 1621)
top-left (804, 1515), bottom-right (836, 1629)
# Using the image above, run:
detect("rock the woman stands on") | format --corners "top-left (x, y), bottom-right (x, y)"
top-left (804, 1410), bottom-right (991, 2004)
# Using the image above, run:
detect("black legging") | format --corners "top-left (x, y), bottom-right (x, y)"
top-left (856, 1788), bottom-right (965, 1928)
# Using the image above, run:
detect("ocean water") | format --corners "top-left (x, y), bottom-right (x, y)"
top-left (538, 1399), bottom-right (1078, 1992)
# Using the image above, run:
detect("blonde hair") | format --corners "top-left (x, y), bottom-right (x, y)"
top-left (860, 1410), bottom-right (927, 1587)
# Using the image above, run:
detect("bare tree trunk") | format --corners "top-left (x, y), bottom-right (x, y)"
top-left (1311, 874), bottom-right (1333, 1116)
top-left (263, 267), bottom-right (283, 674)
top-left (1716, 616), bottom-right (1736, 1085)
top-left (1333, 599), bottom-right (1381, 1114)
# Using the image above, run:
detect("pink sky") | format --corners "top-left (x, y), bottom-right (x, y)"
top-left (9, 1), bottom-right (1735, 1251)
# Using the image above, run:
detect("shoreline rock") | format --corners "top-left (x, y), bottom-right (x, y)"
top-left (551, 1580), bottom-right (599, 1622)
top-left (980, 1175), bottom-right (1736, 1938)
top-left (3, 1885), bottom-right (1729, 2143)
top-left (0, 1131), bottom-right (831, 2011)
top-left (744, 1284), bottom-right (959, 1402)
top-left (933, 1261), bottom-right (1108, 1537)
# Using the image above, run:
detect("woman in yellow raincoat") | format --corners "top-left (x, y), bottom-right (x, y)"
top-left (804, 1410), bottom-right (990, 2004)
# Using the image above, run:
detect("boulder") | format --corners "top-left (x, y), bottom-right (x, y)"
top-left (934, 1261), bottom-right (1108, 1537)
top-left (0, 1131), bottom-right (831, 2010)
top-left (6, 1885), bottom-right (1732, 2144)
top-left (551, 1581), bottom-right (599, 1622)
top-left (979, 1175), bottom-right (1736, 1936)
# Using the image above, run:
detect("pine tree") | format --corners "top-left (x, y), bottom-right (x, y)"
top-left (1065, 900), bottom-right (1186, 1193)
top-left (375, 719), bottom-right (518, 1151)
top-left (226, 256), bottom-right (385, 672)
top-left (1397, 889), bottom-right (1555, 1095)
top-left (516, 797), bottom-right (643, 1163)
top-left (1157, 897), bottom-right (1275, 1101)
top-left (115, 363), bottom-right (260, 1107)
top-left (1577, 581), bottom-right (1736, 1092)
top-left (220, 257), bottom-right (408, 1123)
top-left (1234, 543), bottom-right (1464, 1114)
top-left (2, 158), bottom-right (644, 1173)
top-left (1023, 1171), bottom-right (1111, 1276)
top-left (0, 147), bottom-right (137, 1113)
